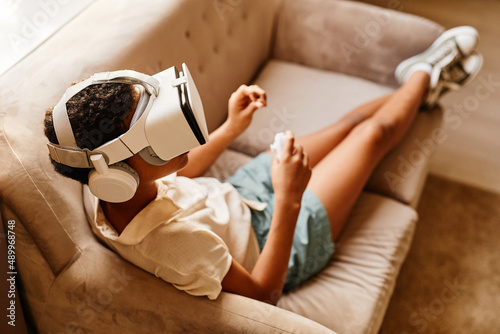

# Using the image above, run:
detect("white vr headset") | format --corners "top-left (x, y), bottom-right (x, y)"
top-left (47, 63), bottom-right (209, 203)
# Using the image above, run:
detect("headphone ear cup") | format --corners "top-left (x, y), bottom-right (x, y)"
top-left (88, 162), bottom-right (140, 203)
top-left (138, 147), bottom-right (169, 166)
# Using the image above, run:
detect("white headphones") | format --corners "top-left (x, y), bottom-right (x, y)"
top-left (88, 161), bottom-right (140, 203)
top-left (47, 64), bottom-right (209, 203)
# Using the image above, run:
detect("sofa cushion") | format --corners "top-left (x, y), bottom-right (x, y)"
top-left (277, 192), bottom-right (418, 334)
top-left (231, 60), bottom-right (443, 206)
top-left (203, 148), bottom-right (253, 181)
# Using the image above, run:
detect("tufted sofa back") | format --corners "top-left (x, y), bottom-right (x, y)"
top-left (103, 0), bottom-right (281, 130)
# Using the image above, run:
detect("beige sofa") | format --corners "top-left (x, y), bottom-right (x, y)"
top-left (0, 0), bottom-right (444, 333)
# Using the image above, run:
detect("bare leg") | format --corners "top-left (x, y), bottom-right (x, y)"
top-left (266, 94), bottom-right (393, 168)
top-left (306, 72), bottom-right (430, 241)
top-left (295, 94), bottom-right (392, 168)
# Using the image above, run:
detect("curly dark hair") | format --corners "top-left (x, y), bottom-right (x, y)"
top-left (44, 82), bottom-right (138, 184)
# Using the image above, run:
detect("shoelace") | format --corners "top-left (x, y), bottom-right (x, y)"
top-left (426, 39), bottom-right (458, 66)
top-left (441, 62), bottom-right (469, 89)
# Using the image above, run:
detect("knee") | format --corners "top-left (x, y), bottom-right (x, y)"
top-left (352, 119), bottom-right (396, 149)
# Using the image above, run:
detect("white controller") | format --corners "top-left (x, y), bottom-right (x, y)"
top-left (270, 132), bottom-right (287, 161)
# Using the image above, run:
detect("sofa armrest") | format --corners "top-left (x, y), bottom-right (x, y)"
top-left (40, 247), bottom-right (335, 334)
top-left (273, 0), bottom-right (444, 86)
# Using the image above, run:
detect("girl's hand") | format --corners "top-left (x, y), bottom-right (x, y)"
top-left (227, 84), bottom-right (267, 135)
top-left (271, 131), bottom-right (311, 206)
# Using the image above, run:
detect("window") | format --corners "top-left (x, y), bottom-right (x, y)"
top-left (0, 0), bottom-right (94, 76)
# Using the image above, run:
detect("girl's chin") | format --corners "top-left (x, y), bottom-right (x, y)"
top-left (178, 151), bottom-right (189, 166)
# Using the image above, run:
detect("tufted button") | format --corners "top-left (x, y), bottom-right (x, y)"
top-left (242, 12), bottom-right (248, 20)
top-left (201, 12), bottom-right (207, 21)
top-left (213, 45), bottom-right (219, 54)
top-left (185, 30), bottom-right (191, 39)
top-left (226, 28), bottom-right (232, 36)
top-left (198, 64), bottom-right (204, 73)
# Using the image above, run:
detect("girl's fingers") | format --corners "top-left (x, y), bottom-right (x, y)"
top-left (248, 86), bottom-right (267, 105)
top-left (282, 131), bottom-right (295, 159)
top-left (303, 151), bottom-right (310, 168)
top-left (295, 144), bottom-right (304, 159)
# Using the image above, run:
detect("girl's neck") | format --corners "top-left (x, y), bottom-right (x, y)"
top-left (101, 180), bottom-right (158, 235)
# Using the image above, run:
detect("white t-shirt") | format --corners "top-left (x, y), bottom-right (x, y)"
top-left (84, 173), bottom-right (264, 300)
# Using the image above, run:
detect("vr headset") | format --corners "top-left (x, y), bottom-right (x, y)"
top-left (47, 63), bottom-right (209, 203)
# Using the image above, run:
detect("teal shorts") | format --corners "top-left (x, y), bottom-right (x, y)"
top-left (226, 153), bottom-right (335, 291)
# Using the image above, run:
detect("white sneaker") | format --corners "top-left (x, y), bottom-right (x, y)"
top-left (395, 26), bottom-right (479, 85)
top-left (424, 52), bottom-right (483, 109)
top-left (395, 26), bottom-right (480, 108)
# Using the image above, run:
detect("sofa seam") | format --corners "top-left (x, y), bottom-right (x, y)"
top-left (206, 300), bottom-right (318, 333)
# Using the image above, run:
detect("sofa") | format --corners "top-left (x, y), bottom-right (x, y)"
top-left (0, 0), bottom-right (445, 333)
